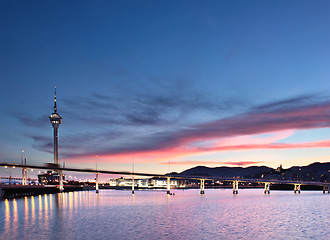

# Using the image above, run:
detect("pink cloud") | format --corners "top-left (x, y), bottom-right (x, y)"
top-left (159, 161), bottom-right (263, 166)
top-left (66, 138), bottom-right (330, 166)
top-left (213, 130), bottom-right (294, 147)
top-left (208, 140), bottom-right (330, 152)
top-left (63, 100), bottom-right (330, 164)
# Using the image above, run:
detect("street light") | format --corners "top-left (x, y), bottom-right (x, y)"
top-left (21, 150), bottom-right (24, 164)
top-left (21, 150), bottom-right (26, 185)
top-left (95, 155), bottom-right (99, 193)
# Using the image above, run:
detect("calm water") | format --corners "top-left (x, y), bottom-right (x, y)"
top-left (0, 189), bottom-right (329, 240)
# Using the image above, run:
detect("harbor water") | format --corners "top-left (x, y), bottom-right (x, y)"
top-left (0, 189), bottom-right (329, 240)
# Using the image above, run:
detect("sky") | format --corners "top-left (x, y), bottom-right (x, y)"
top-left (1, 0), bottom-right (330, 180)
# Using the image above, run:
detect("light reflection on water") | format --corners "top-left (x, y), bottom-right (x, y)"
top-left (31, 196), bottom-right (35, 226)
top-left (23, 197), bottom-right (28, 231)
top-left (3, 199), bottom-right (10, 237)
top-left (0, 189), bottom-right (329, 240)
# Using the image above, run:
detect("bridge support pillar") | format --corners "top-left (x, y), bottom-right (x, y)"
top-left (323, 185), bottom-right (329, 194)
top-left (167, 177), bottom-right (171, 195)
top-left (264, 182), bottom-right (270, 194)
top-left (200, 179), bottom-right (205, 195)
top-left (96, 172), bottom-right (99, 194)
top-left (233, 180), bottom-right (238, 194)
top-left (59, 170), bottom-right (64, 192)
top-left (22, 168), bottom-right (28, 185)
top-left (0, 187), bottom-right (3, 200)
top-left (294, 184), bottom-right (301, 194)
top-left (132, 175), bottom-right (135, 195)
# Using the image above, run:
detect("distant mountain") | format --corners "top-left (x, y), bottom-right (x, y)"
top-left (288, 162), bottom-right (330, 181)
top-left (289, 162), bottom-right (330, 175)
top-left (178, 162), bottom-right (330, 181)
top-left (179, 165), bottom-right (273, 178)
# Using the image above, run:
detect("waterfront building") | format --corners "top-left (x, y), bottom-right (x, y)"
top-left (109, 179), bottom-right (117, 186)
top-left (150, 178), bottom-right (178, 188)
top-left (38, 171), bottom-right (65, 184)
top-left (109, 177), bottom-right (183, 188)
top-left (110, 177), bottom-right (150, 187)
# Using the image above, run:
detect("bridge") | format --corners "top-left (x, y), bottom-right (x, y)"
top-left (1, 162), bottom-right (329, 197)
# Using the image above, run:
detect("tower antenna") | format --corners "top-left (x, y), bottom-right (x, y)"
top-left (54, 86), bottom-right (57, 113)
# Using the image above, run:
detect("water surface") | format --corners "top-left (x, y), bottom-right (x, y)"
top-left (0, 189), bottom-right (329, 239)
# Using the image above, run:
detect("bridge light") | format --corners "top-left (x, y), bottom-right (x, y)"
top-left (4, 166), bottom-right (7, 168)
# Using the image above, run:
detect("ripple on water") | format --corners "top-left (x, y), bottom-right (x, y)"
top-left (0, 189), bottom-right (329, 240)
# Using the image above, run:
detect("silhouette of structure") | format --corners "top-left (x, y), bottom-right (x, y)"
top-left (49, 87), bottom-right (62, 166)
top-left (47, 87), bottom-right (64, 190)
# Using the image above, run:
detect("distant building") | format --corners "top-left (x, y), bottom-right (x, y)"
top-left (38, 171), bottom-right (65, 184)
top-left (109, 179), bottom-right (117, 186)
top-left (150, 177), bottom-right (178, 188)
top-left (263, 165), bottom-right (293, 180)
top-left (110, 177), bottom-right (150, 187)
top-left (109, 177), bottom-right (185, 188)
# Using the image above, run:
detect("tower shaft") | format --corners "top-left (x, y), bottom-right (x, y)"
top-left (53, 127), bottom-right (59, 165)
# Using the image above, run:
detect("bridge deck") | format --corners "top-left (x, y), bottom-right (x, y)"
top-left (1, 162), bottom-right (329, 187)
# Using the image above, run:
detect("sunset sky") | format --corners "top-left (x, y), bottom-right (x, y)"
top-left (2, 0), bottom-right (330, 180)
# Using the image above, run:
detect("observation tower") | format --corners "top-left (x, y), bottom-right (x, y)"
top-left (49, 87), bottom-right (62, 166)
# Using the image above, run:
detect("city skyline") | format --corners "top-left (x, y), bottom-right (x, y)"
top-left (2, 1), bottom-right (330, 179)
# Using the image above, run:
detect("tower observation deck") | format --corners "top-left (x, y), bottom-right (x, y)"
top-left (49, 87), bottom-right (62, 166)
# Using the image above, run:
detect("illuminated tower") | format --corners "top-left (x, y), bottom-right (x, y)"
top-left (49, 87), bottom-right (62, 166)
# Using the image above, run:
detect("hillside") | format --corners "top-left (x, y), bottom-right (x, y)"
top-left (178, 162), bottom-right (330, 181)
top-left (179, 165), bottom-right (273, 178)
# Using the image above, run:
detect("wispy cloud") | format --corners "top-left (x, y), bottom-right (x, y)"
top-left (64, 95), bottom-right (330, 162)
top-left (19, 92), bottom-right (330, 164)
top-left (207, 140), bottom-right (330, 152)
top-left (14, 114), bottom-right (49, 128)
top-left (29, 135), bottom-right (52, 153)
top-left (254, 94), bottom-right (319, 110)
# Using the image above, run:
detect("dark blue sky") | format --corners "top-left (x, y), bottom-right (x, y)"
top-left (2, 0), bottom-right (330, 179)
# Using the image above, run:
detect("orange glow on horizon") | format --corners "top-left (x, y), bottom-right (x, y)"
top-left (63, 136), bottom-right (330, 166)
